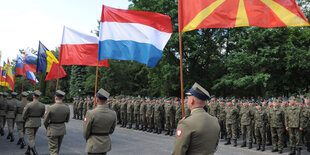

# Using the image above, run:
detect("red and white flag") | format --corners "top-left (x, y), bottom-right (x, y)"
top-left (59, 26), bottom-right (109, 67)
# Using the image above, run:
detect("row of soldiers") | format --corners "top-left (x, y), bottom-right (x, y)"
top-left (207, 95), bottom-right (310, 155)
top-left (72, 96), bottom-right (94, 120)
top-left (73, 96), bottom-right (191, 136)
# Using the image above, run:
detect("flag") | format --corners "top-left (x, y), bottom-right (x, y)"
top-left (15, 55), bottom-right (24, 76)
top-left (24, 50), bottom-right (37, 72)
top-left (59, 26), bottom-right (109, 67)
top-left (3, 59), bottom-right (15, 91)
top-left (37, 41), bottom-right (59, 73)
top-left (25, 71), bottom-right (39, 84)
top-left (45, 62), bottom-right (67, 81)
top-left (98, 5), bottom-right (173, 67)
top-left (0, 67), bottom-right (8, 87)
top-left (2, 61), bottom-right (6, 78)
top-left (179, 0), bottom-right (310, 32)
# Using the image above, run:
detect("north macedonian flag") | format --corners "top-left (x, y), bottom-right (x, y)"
top-left (179, 0), bottom-right (310, 32)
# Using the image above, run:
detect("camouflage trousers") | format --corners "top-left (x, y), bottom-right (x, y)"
top-left (121, 112), bottom-right (127, 124)
top-left (147, 116), bottom-right (154, 129)
top-left (154, 114), bottom-right (163, 130)
top-left (25, 127), bottom-right (39, 148)
top-left (266, 124), bottom-right (272, 143)
top-left (271, 127), bottom-right (284, 150)
top-left (165, 116), bottom-right (174, 131)
top-left (47, 135), bottom-right (64, 155)
top-left (288, 128), bottom-right (302, 148)
top-left (134, 114), bottom-right (140, 127)
top-left (306, 125), bottom-right (310, 148)
top-left (0, 116), bottom-right (6, 129)
top-left (175, 115), bottom-right (182, 126)
top-left (79, 109), bottom-right (83, 118)
top-left (140, 114), bottom-right (147, 127)
top-left (127, 113), bottom-right (133, 125)
top-left (73, 108), bottom-right (78, 118)
top-left (219, 119), bottom-right (226, 137)
top-left (255, 126), bottom-right (266, 145)
top-left (226, 123), bottom-right (237, 140)
top-left (6, 118), bottom-right (15, 133)
top-left (16, 122), bottom-right (25, 138)
top-left (241, 124), bottom-right (253, 143)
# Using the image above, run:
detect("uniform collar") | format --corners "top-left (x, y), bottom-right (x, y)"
top-left (97, 104), bottom-right (108, 109)
top-left (56, 101), bottom-right (63, 104)
top-left (190, 107), bottom-right (205, 115)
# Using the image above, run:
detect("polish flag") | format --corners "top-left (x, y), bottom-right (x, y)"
top-left (59, 26), bottom-right (109, 67)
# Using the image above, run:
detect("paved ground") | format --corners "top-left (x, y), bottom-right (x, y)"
top-left (0, 105), bottom-right (309, 155)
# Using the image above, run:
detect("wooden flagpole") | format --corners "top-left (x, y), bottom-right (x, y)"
top-left (179, 0), bottom-right (185, 118)
top-left (179, 32), bottom-right (185, 118)
top-left (94, 60), bottom-right (99, 108)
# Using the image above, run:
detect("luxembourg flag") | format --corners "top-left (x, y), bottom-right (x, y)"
top-left (98, 5), bottom-right (173, 67)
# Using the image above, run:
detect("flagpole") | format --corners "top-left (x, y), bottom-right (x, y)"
top-left (94, 60), bottom-right (99, 108)
top-left (179, 32), bottom-right (185, 118)
top-left (56, 63), bottom-right (60, 91)
top-left (21, 76), bottom-right (24, 92)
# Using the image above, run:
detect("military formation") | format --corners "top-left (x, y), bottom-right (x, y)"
top-left (210, 95), bottom-right (310, 155)
top-left (73, 96), bottom-right (192, 136)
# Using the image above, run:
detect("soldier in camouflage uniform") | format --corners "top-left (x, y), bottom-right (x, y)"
top-left (224, 100), bottom-right (239, 146)
top-left (133, 98), bottom-right (141, 130)
top-left (285, 98), bottom-right (304, 155)
top-left (218, 99), bottom-right (226, 139)
top-left (239, 100), bottom-right (255, 148)
top-left (78, 97), bottom-right (84, 120)
top-left (184, 99), bottom-right (191, 117)
top-left (174, 99), bottom-right (182, 126)
top-left (72, 97), bottom-right (78, 119)
top-left (208, 96), bottom-right (219, 118)
top-left (165, 98), bottom-right (175, 136)
top-left (281, 98), bottom-right (289, 148)
top-left (87, 96), bottom-right (93, 111)
top-left (83, 97), bottom-right (88, 118)
top-left (111, 98), bottom-right (120, 124)
top-left (0, 92), bottom-right (8, 136)
top-left (254, 104), bottom-right (267, 151)
top-left (146, 99), bottom-right (154, 132)
top-left (139, 98), bottom-right (147, 131)
top-left (154, 98), bottom-right (164, 134)
top-left (304, 96), bottom-right (310, 152)
top-left (120, 98), bottom-right (127, 127)
top-left (269, 100), bottom-right (285, 153)
top-left (126, 98), bottom-right (134, 129)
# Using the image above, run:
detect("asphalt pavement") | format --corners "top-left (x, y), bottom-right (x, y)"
top-left (0, 105), bottom-right (308, 155)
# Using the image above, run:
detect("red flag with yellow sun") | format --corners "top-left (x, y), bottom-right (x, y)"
top-left (179, 0), bottom-right (310, 32)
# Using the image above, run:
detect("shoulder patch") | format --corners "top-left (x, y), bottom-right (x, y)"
top-left (84, 117), bottom-right (87, 122)
top-left (176, 129), bottom-right (182, 137)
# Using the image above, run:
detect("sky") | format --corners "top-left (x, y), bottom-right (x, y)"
top-left (0, 0), bottom-right (131, 62)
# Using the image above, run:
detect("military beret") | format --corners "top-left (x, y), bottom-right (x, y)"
top-left (3, 92), bottom-right (8, 97)
top-left (96, 88), bottom-right (110, 100)
top-left (220, 99), bottom-right (226, 102)
top-left (21, 92), bottom-right (29, 97)
top-left (226, 99), bottom-right (232, 102)
top-left (186, 82), bottom-right (210, 101)
top-left (33, 90), bottom-right (42, 96)
top-left (289, 96), bottom-right (295, 100)
top-left (210, 95), bottom-right (216, 98)
top-left (11, 92), bottom-right (18, 96)
top-left (295, 99), bottom-right (302, 103)
top-left (231, 96), bottom-right (235, 100)
top-left (55, 90), bottom-right (66, 97)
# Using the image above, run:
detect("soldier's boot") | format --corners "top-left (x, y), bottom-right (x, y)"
top-left (233, 139), bottom-right (237, 147)
top-left (127, 124), bottom-right (132, 129)
top-left (296, 148), bottom-right (301, 155)
top-left (158, 129), bottom-right (162, 134)
top-left (307, 144), bottom-right (310, 152)
top-left (20, 138), bottom-right (26, 149)
top-left (165, 131), bottom-right (170, 136)
top-left (17, 138), bottom-right (22, 145)
top-left (278, 149), bottom-right (283, 154)
top-left (271, 148), bottom-right (278, 152)
top-left (31, 146), bottom-right (38, 155)
top-left (139, 126), bottom-right (143, 130)
top-left (143, 127), bottom-right (147, 131)
top-left (134, 125), bottom-right (139, 130)
top-left (224, 139), bottom-right (231, 145)
top-left (289, 147), bottom-right (295, 155)
top-left (261, 145), bottom-right (265, 151)
top-left (6, 133), bottom-right (10, 139)
top-left (241, 142), bottom-right (246, 147)
top-left (25, 146), bottom-right (31, 155)
top-left (284, 142), bottom-right (287, 148)
top-left (253, 138), bottom-right (257, 144)
top-left (256, 145), bottom-right (261, 151)
top-left (0, 128), bottom-right (3, 136)
top-left (169, 130), bottom-right (173, 136)
top-left (10, 133), bottom-right (14, 142)
top-left (153, 128), bottom-right (158, 133)
top-left (248, 143), bottom-right (252, 149)
top-left (267, 141), bottom-right (272, 146)
top-left (220, 133), bottom-right (224, 139)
